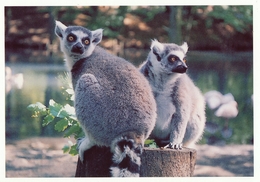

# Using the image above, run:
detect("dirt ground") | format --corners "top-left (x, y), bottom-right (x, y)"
top-left (5, 137), bottom-right (254, 177)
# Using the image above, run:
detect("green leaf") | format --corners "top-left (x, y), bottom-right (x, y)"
top-left (144, 139), bottom-right (155, 145)
top-left (27, 102), bottom-right (46, 111)
top-left (148, 142), bottom-right (158, 149)
top-left (27, 102), bottom-right (47, 116)
top-left (144, 139), bottom-right (158, 148)
top-left (63, 104), bottom-right (76, 116)
top-left (65, 88), bottom-right (75, 101)
top-left (43, 114), bottom-right (55, 126)
top-left (54, 118), bottom-right (69, 132)
top-left (63, 123), bottom-right (83, 138)
top-left (49, 99), bottom-right (63, 116)
top-left (67, 115), bottom-right (77, 122)
top-left (69, 144), bottom-right (78, 156)
top-left (62, 144), bottom-right (78, 155)
top-left (49, 99), bottom-right (69, 118)
top-left (62, 145), bottom-right (70, 153)
top-left (65, 88), bottom-right (74, 95)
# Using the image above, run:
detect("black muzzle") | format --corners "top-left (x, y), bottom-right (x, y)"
top-left (172, 65), bottom-right (188, 73)
top-left (72, 42), bottom-right (84, 54)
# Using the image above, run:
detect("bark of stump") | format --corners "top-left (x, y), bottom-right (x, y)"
top-left (75, 146), bottom-right (197, 177)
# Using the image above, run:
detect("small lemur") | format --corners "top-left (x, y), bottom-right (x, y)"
top-left (140, 39), bottom-right (206, 149)
top-left (55, 21), bottom-right (156, 177)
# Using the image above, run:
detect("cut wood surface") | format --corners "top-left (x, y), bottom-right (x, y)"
top-left (75, 146), bottom-right (197, 177)
top-left (140, 147), bottom-right (197, 177)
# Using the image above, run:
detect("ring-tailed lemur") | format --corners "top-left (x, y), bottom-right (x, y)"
top-left (140, 39), bottom-right (206, 149)
top-left (55, 21), bottom-right (157, 177)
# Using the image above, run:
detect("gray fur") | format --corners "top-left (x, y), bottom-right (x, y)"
top-left (140, 39), bottom-right (205, 149)
top-left (55, 21), bottom-right (156, 177)
top-left (72, 46), bottom-right (156, 146)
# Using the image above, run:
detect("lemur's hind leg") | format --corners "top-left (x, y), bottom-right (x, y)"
top-left (75, 74), bottom-right (101, 163)
top-left (77, 134), bottom-right (95, 163)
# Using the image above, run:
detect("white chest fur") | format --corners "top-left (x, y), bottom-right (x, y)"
top-left (152, 89), bottom-right (176, 139)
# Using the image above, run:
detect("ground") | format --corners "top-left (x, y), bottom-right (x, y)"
top-left (5, 137), bottom-right (253, 177)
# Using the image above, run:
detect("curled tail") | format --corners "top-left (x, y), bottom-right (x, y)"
top-left (110, 136), bottom-right (143, 177)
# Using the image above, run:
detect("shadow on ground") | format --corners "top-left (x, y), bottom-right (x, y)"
top-left (194, 144), bottom-right (253, 177)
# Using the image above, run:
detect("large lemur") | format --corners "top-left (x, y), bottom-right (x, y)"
top-left (140, 39), bottom-right (206, 149)
top-left (55, 21), bottom-right (156, 177)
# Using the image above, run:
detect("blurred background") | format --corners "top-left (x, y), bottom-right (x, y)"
top-left (5, 6), bottom-right (253, 145)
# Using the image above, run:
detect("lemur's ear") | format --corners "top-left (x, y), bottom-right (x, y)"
top-left (92, 29), bottom-right (103, 45)
top-left (151, 39), bottom-right (164, 61)
top-left (55, 21), bottom-right (67, 38)
top-left (181, 42), bottom-right (188, 54)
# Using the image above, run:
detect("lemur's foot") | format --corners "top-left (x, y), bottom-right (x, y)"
top-left (76, 137), bottom-right (84, 151)
top-left (163, 142), bottom-right (183, 150)
top-left (76, 137), bottom-right (95, 163)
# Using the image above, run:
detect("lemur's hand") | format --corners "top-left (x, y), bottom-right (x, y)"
top-left (163, 142), bottom-right (183, 150)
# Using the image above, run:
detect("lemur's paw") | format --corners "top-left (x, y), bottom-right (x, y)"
top-left (163, 142), bottom-right (183, 150)
top-left (76, 136), bottom-right (95, 163)
top-left (76, 137), bottom-right (84, 151)
top-left (76, 137), bottom-right (86, 163)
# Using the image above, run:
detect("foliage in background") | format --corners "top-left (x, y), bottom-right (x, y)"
top-left (5, 6), bottom-right (253, 51)
top-left (181, 6), bottom-right (253, 50)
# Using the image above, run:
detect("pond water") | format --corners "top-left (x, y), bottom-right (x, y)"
top-left (5, 48), bottom-right (253, 145)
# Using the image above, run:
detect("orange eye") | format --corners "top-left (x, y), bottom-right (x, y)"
top-left (84, 39), bottom-right (90, 45)
top-left (68, 36), bottom-right (74, 42)
top-left (183, 58), bottom-right (187, 63)
top-left (171, 57), bottom-right (176, 62)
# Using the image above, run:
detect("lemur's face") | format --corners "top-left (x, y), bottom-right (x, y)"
top-left (55, 21), bottom-right (103, 59)
top-left (150, 40), bottom-right (188, 74)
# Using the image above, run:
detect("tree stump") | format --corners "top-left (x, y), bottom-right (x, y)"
top-left (140, 147), bottom-right (197, 177)
top-left (75, 146), bottom-right (197, 177)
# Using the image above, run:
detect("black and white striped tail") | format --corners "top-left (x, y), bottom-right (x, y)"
top-left (110, 137), bottom-right (143, 177)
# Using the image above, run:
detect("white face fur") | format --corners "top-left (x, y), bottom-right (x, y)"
top-left (149, 39), bottom-right (188, 75)
top-left (55, 21), bottom-right (103, 70)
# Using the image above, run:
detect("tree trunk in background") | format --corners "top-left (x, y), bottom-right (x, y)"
top-left (168, 6), bottom-right (182, 44)
top-left (48, 7), bottom-right (56, 46)
top-left (5, 7), bottom-right (12, 37)
top-left (75, 146), bottom-right (197, 177)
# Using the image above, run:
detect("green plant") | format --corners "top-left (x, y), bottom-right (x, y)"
top-left (144, 139), bottom-right (158, 148)
top-left (27, 74), bottom-right (84, 156)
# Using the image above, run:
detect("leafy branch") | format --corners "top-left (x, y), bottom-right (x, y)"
top-left (27, 76), bottom-right (84, 156)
